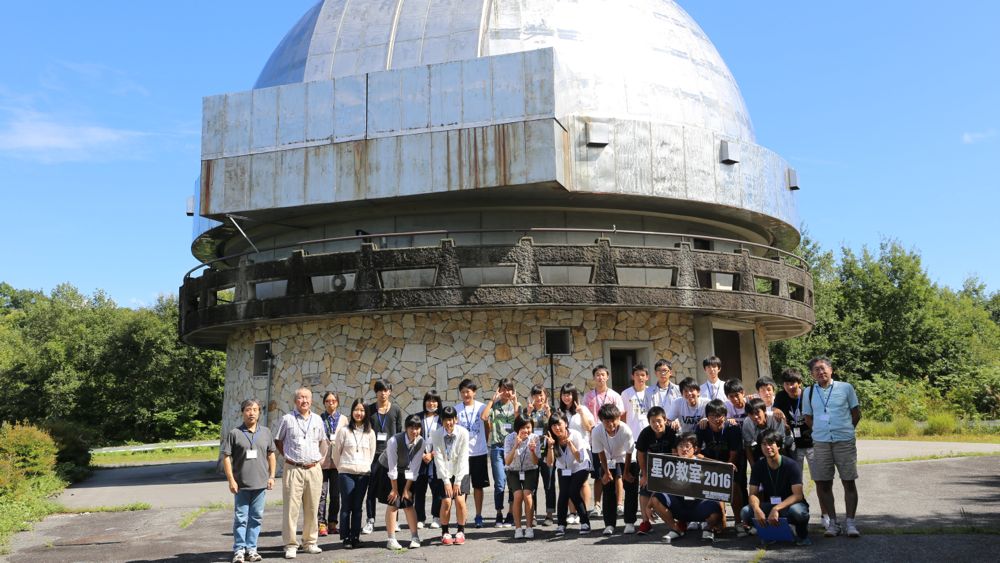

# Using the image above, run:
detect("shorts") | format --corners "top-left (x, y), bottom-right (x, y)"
top-left (652, 494), bottom-right (721, 522)
top-left (469, 454), bottom-right (490, 489)
top-left (377, 477), bottom-right (415, 508)
top-left (432, 475), bottom-right (472, 497)
top-left (811, 439), bottom-right (858, 481)
top-left (506, 468), bottom-right (540, 491)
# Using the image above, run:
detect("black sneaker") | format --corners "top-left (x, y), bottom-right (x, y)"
top-left (505, 513), bottom-right (515, 528)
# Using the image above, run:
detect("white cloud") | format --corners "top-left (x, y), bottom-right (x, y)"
top-left (0, 108), bottom-right (147, 163)
top-left (961, 129), bottom-right (997, 145)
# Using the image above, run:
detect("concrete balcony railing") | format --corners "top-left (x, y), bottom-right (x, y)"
top-left (179, 228), bottom-right (814, 348)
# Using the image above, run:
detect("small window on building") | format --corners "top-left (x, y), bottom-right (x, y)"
top-left (254, 342), bottom-right (272, 378)
top-left (544, 328), bottom-right (572, 355)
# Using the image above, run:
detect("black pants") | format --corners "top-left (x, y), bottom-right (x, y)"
top-left (366, 458), bottom-right (385, 520)
top-left (318, 467), bottom-right (340, 524)
top-left (557, 469), bottom-right (590, 526)
top-left (534, 461), bottom-right (557, 514)
top-left (413, 471), bottom-right (442, 522)
top-left (601, 462), bottom-right (638, 526)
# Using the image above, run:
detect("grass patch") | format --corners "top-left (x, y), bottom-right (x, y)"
top-left (92, 445), bottom-right (219, 466)
top-left (58, 502), bottom-right (151, 514)
top-left (860, 434), bottom-right (1000, 444)
top-left (859, 452), bottom-right (998, 465)
top-left (179, 501), bottom-right (228, 529)
top-left (0, 473), bottom-right (66, 555)
top-left (749, 547), bottom-right (767, 563)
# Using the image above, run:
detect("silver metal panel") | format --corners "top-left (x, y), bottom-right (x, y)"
top-left (249, 153), bottom-right (277, 210)
top-left (332, 142), bottom-right (362, 203)
top-left (614, 120), bottom-right (651, 195)
top-left (275, 149), bottom-right (306, 208)
top-left (461, 58), bottom-right (492, 124)
top-left (429, 61), bottom-right (462, 127)
top-left (650, 122), bottom-right (686, 199)
top-left (304, 53), bottom-right (334, 84)
top-left (250, 87), bottom-right (278, 151)
top-left (223, 92), bottom-right (252, 156)
top-left (223, 156), bottom-right (250, 212)
top-left (277, 84), bottom-right (307, 146)
top-left (368, 137), bottom-right (400, 200)
top-left (419, 35), bottom-right (451, 67)
top-left (202, 95), bottom-right (225, 159)
top-left (305, 81), bottom-right (335, 141)
top-left (357, 44), bottom-right (390, 75)
top-left (491, 52), bottom-right (525, 122)
top-left (207, 157), bottom-right (226, 215)
top-left (395, 0), bottom-right (430, 42)
top-left (424, 0), bottom-right (458, 39)
top-left (399, 66), bottom-right (431, 131)
top-left (715, 136), bottom-right (742, 207)
top-left (524, 119), bottom-right (556, 184)
top-left (522, 48), bottom-right (555, 117)
top-left (367, 70), bottom-right (402, 135)
top-left (683, 127), bottom-right (715, 203)
top-left (447, 30), bottom-right (481, 61)
top-left (398, 132), bottom-right (433, 197)
top-left (333, 75), bottom-right (367, 142)
top-left (389, 39), bottom-right (423, 70)
top-left (330, 48), bottom-right (360, 78)
top-left (304, 145), bottom-right (336, 204)
top-left (503, 121), bottom-right (528, 185)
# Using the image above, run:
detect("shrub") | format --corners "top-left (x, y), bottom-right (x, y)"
top-left (175, 420), bottom-right (222, 441)
top-left (891, 416), bottom-right (916, 437)
top-left (924, 411), bottom-right (959, 435)
top-left (0, 422), bottom-right (57, 477)
top-left (854, 373), bottom-right (937, 422)
top-left (43, 420), bottom-right (94, 471)
top-left (0, 458), bottom-right (25, 497)
top-left (856, 419), bottom-right (892, 437)
top-left (945, 367), bottom-right (1000, 419)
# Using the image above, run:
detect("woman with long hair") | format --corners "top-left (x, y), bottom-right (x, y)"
top-left (333, 398), bottom-right (376, 549)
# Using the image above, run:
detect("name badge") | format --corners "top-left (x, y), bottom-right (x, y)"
top-left (533, 429), bottom-right (543, 436)
top-left (562, 468), bottom-right (572, 476)
top-left (770, 496), bottom-right (782, 505)
top-left (377, 432), bottom-right (388, 442)
top-left (683, 496), bottom-right (695, 501)
top-left (469, 435), bottom-right (478, 446)
top-left (817, 414), bottom-right (830, 422)
top-left (793, 427), bottom-right (802, 438)
top-left (519, 471), bottom-right (526, 481)
top-left (502, 423), bottom-right (512, 432)
top-left (404, 470), bottom-right (415, 481)
top-left (245, 449), bottom-right (258, 459)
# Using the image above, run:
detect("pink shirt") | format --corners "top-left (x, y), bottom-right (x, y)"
top-left (583, 388), bottom-right (625, 421)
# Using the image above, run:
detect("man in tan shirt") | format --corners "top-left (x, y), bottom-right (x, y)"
top-left (275, 387), bottom-right (326, 559)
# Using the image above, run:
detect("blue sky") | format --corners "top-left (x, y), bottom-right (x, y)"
top-left (1, 1), bottom-right (997, 307)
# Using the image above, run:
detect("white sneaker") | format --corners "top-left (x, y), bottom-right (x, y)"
top-left (616, 505), bottom-right (624, 516)
top-left (663, 530), bottom-right (682, 543)
top-left (567, 513), bottom-right (579, 524)
top-left (702, 530), bottom-right (715, 542)
top-left (301, 544), bottom-right (321, 554)
top-left (580, 523), bottom-right (591, 534)
top-left (362, 519), bottom-right (375, 534)
top-left (524, 527), bottom-right (534, 539)
top-left (602, 526), bottom-right (615, 536)
top-left (417, 521), bottom-right (425, 529)
top-left (555, 525), bottom-right (566, 536)
top-left (409, 537), bottom-right (421, 548)
top-left (824, 520), bottom-right (841, 537)
top-left (845, 519), bottom-right (861, 538)
top-left (623, 523), bottom-right (636, 534)
top-left (430, 517), bottom-right (442, 529)
top-left (514, 527), bottom-right (524, 539)
top-left (386, 537), bottom-right (403, 550)
top-left (284, 547), bottom-right (297, 559)
top-left (590, 503), bottom-right (602, 516)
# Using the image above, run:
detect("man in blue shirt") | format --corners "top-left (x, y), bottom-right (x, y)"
top-left (802, 357), bottom-right (861, 538)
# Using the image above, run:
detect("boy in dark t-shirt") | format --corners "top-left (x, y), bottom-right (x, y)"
top-left (773, 368), bottom-right (813, 474)
top-left (696, 399), bottom-right (742, 530)
top-left (742, 430), bottom-right (810, 545)
top-left (365, 380), bottom-right (404, 533)
top-left (634, 406), bottom-right (678, 535)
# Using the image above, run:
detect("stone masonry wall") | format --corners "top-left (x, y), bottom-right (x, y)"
top-left (220, 309), bottom-right (698, 437)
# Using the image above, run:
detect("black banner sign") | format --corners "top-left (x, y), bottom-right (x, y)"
top-left (645, 453), bottom-right (733, 502)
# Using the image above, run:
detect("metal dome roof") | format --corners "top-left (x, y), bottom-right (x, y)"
top-left (254, 0), bottom-right (755, 141)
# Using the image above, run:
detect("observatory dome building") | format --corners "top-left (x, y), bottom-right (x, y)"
top-left (180, 0), bottom-right (814, 431)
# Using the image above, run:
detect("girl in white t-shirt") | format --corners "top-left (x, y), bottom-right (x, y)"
top-left (558, 382), bottom-right (593, 523)
top-left (546, 415), bottom-right (592, 535)
top-left (503, 414), bottom-right (541, 539)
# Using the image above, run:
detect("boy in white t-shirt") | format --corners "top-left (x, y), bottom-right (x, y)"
top-left (582, 365), bottom-right (624, 517)
top-left (700, 356), bottom-right (726, 403)
top-left (455, 378), bottom-right (490, 529)
top-left (621, 364), bottom-right (652, 439)
top-left (591, 403), bottom-right (635, 535)
top-left (650, 359), bottom-right (682, 410)
top-left (668, 377), bottom-right (710, 433)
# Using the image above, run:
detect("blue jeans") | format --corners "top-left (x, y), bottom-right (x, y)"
top-left (233, 488), bottom-right (267, 554)
top-left (339, 473), bottom-right (370, 542)
top-left (489, 445), bottom-right (508, 512)
top-left (741, 501), bottom-right (810, 539)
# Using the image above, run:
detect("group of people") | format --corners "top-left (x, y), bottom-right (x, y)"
top-left (221, 355), bottom-right (862, 561)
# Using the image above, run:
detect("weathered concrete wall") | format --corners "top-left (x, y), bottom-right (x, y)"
top-left (219, 309), bottom-right (699, 436)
